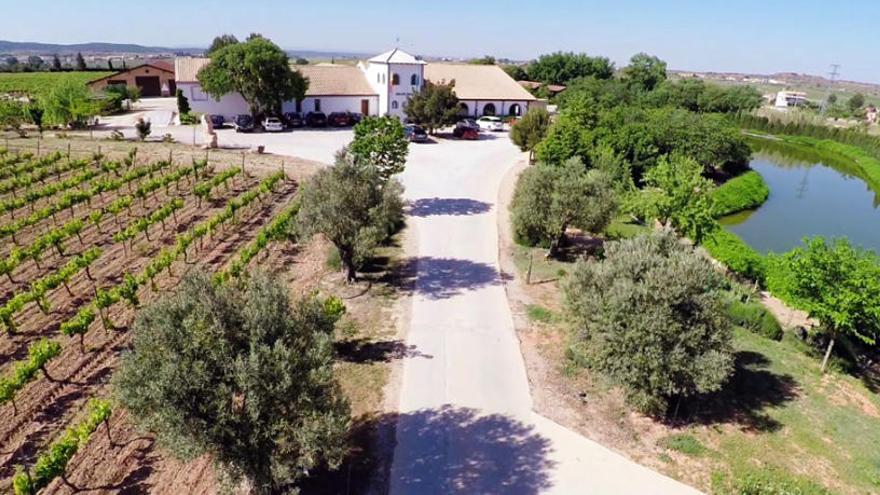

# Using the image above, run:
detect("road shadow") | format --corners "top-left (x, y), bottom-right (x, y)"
top-left (300, 406), bottom-right (555, 495)
top-left (674, 351), bottom-right (799, 432)
top-left (408, 198), bottom-right (492, 217)
top-left (335, 338), bottom-right (433, 363)
top-left (395, 257), bottom-right (507, 300)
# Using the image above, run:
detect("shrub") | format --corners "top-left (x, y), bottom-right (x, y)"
top-left (348, 116), bottom-right (409, 181)
top-left (179, 112), bottom-right (199, 125)
top-left (176, 88), bottom-right (191, 115)
top-left (728, 299), bottom-right (783, 340)
top-left (134, 118), bottom-right (151, 141)
top-left (702, 229), bottom-right (767, 282)
top-left (658, 433), bottom-right (707, 456)
top-left (713, 170), bottom-right (770, 217)
top-left (563, 231), bottom-right (734, 415)
top-left (526, 304), bottom-right (554, 323)
top-left (714, 467), bottom-right (833, 495)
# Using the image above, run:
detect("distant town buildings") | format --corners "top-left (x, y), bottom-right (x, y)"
top-left (775, 91), bottom-right (809, 108)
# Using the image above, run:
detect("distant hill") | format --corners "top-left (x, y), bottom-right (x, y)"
top-left (0, 40), bottom-right (200, 55)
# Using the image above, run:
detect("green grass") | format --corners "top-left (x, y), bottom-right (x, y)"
top-left (713, 170), bottom-right (770, 217)
top-left (525, 304), bottom-right (555, 323)
top-left (659, 433), bottom-right (708, 457)
top-left (0, 72), bottom-right (113, 96)
top-left (512, 244), bottom-right (569, 283)
top-left (604, 214), bottom-right (650, 240)
top-left (694, 327), bottom-right (880, 493)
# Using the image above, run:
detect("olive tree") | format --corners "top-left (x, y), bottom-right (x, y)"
top-left (348, 116), bottom-right (409, 181)
top-left (767, 237), bottom-right (880, 373)
top-left (510, 108), bottom-right (551, 163)
top-left (297, 152), bottom-right (405, 282)
top-left (114, 271), bottom-right (350, 494)
top-left (511, 157), bottom-right (617, 257)
top-left (404, 80), bottom-right (461, 134)
top-left (198, 36), bottom-right (308, 117)
top-left (562, 231), bottom-right (734, 415)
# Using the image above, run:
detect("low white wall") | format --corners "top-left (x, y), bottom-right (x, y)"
top-left (459, 99), bottom-right (532, 117)
top-left (286, 96), bottom-right (380, 116)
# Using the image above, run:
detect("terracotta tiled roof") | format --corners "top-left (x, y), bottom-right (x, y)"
top-left (175, 58), bottom-right (376, 97)
top-left (425, 64), bottom-right (536, 101)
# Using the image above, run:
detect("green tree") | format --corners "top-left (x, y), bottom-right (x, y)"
top-left (510, 108), bottom-right (551, 163)
top-left (622, 53), bottom-right (667, 92)
top-left (26, 55), bottom-right (44, 71)
top-left (51, 54), bottom-right (62, 72)
top-left (114, 270), bottom-right (350, 495)
top-left (826, 93), bottom-right (838, 105)
top-left (527, 52), bottom-right (615, 85)
top-left (404, 80), bottom-right (461, 134)
top-left (297, 153), bottom-right (405, 281)
top-left (0, 99), bottom-right (25, 133)
top-left (5, 56), bottom-right (19, 70)
top-left (628, 154), bottom-right (717, 243)
top-left (198, 36), bottom-right (308, 117)
top-left (25, 102), bottom-right (44, 136)
top-left (294, 57), bottom-right (309, 65)
top-left (107, 58), bottom-right (114, 71)
top-left (767, 237), bottom-right (880, 373)
top-left (562, 231), bottom-right (734, 414)
top-left (534, 95), bottom-right (597, 165)
top-left (511, 158), bottom-right (617, 256)
top-left (348, 116), bottom-right (409, 181)
top-left (469, 55), bottom-right (496, 65)
top-left (41, 77), bottom-right (99, 127)
top-left (75, 52), bottom-right (87, 71)
top-left (206, 33), bottom-right (239, 55)
top-left (503, 64), bottom-right (528, 81)
top-left (176, 88), bottom-right (191, 115)
top-left (848, 93), bottom-right (866, 113)
top-left (697, 85), bottom-right (763, 113)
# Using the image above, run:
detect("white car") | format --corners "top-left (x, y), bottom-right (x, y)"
top-left (476, 116), bottom-right (504, 131)
top-left (262, 117), bottom-right (285, 132)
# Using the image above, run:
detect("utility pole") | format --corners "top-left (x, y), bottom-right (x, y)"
top-left (820, 64), bottom-right (841, 114)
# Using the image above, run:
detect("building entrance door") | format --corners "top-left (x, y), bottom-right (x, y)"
top-left (361, 99), bottom-right (369, 116)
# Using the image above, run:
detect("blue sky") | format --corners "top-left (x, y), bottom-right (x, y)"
top-left (3, 0), bottom-right (878, 82)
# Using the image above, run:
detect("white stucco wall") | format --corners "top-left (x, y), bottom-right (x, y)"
top-left (458, 100), bottom-right (532, 118)
top-left (181, 82), bottom-right (379, 119)
top-left (386, 64), bottom-right (424, 119)
top-left (362, 62), bottom-right (390, 116)
top-left (284, 96), bottom-right (380, 116)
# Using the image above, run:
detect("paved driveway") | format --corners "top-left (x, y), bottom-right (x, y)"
top-left (391, 134), bottom-right (703, 494)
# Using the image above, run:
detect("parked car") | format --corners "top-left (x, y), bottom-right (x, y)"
top-left (327, 112), bottom-right (351, 127)
top-left (347, 112), bottom-right (363, 125)
top-left (476, 116), bottom-right (504, 132)
top-left (306, 112), bottom-right (327, 127)
top-left (209, 114), bottom-right (226, 129)
top-left (262, 116), bottom-right (285, 132)
top-left (234, 114), bottom-right (255, 133)
top-left (283, 112), bottom-right (304, 128)
top-left (453, 119), bottom-right (480, 139)
top-left (404, 124), bottom-right (429, 143)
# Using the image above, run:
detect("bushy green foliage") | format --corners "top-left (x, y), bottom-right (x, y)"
top-left (627, 155), bottom-right (718, 243)
top-left (510, 108), bottom-right (551, 163)
top-left (621, 53), bottom-right (667, 92)
top-left (526, 52), bottom-right (615, 84)
top-left (728, 299), bottom-right (783, 340)
top-left (534, 96), bottom-right (596, 165)
top-left (114, 271), bottom-right (349, 494)
top-left (134, 117), bottom-right (151, 141)
top-left (175, 88), bottom-right (190, 115)
top-left (348, 116), bottom-right (409, 181)
top-left (206, 34), bottom-right (239, 55)
top-left (198, 36), bottom-right (308, 116)
top-left (713, 467), bottom-right (833, 495)
top-left (736, 113), bottom-right (880, 162)
top-left (562, 231), bottom-right (734, 415)
top-left (404, 80), bottom-right (460, 134)
top-left (702, 229), bottom-right (767, 282)
top-left (42, 77), bottom-right (100, 127)
top-left (647, 79), bottom-right (762, 114)
top-left (296, 153), bottom-right (404, 281)
top-left (712, 170), bottom-right (770, 217)
top-left (511, 158), bottom-right (617, 255)
top-left (764, 237), bottom-right (880, 372)
top-left (0, 339), bottom-right (61, 405)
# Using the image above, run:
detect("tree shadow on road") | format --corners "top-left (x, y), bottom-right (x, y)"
top-left (335, 338), bottom-right (434, 363)
top-left (301, 406), bottom-right (555, 495)
top-left (394, 257), bottom-right (508, 300)
top-left (408, 198), bottom-right (492, 217)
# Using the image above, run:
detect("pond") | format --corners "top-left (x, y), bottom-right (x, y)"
top-left (720, 139), bottom-right (880, 254)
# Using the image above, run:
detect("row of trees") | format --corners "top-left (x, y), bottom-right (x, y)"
top-left (3, 52), bottom-right (89, 73)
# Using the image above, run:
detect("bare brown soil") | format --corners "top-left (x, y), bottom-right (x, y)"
top-left (0, 136), bottom-right (400, 494)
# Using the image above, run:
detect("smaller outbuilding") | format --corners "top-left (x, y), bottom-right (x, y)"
top-left (87, 61), bottom-right (176, 97)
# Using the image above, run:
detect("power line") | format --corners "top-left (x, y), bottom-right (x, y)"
top-left (821, 64), bottom-right (841, 114)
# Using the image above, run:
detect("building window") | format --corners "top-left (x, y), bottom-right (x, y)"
top-left (391, 101), bottom-right (399, 110)
top-left (314, 99), bottom-right (321, 112)
top-left (410, 74), bottom-right (418, 85)
top-left (377, 73), bottom-right (381, 83)
top-left (508, 103), bottom-right (522, 117)
top-left (459, 102), bottom-right (470, 116)
top-left (382, 73), bottom-right (385, 84)
top-left (392, 73), bottom-right (400, 85)
top-left (482, 103), bottom-right (496, 116)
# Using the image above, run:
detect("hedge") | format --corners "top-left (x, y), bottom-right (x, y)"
top-left (728, 299), bottom-right (783, 340)
top-left (713, 170), bottom-right (770, 217)
top-left (702, 229), bottom-right (767, 283)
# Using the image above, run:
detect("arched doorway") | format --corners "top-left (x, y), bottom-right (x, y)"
top-left (508, 104), bottom-right (522, 117)
top-left (482, 103), bottom-right (496, 116)
top-left (459, 103), bottom-right (470, 117)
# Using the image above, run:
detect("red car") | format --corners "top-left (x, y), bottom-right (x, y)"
top-left (459, 128), bottom-right (479, 140)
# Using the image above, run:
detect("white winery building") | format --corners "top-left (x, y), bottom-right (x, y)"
top-left (175, 48), bottom-right (535, 121)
